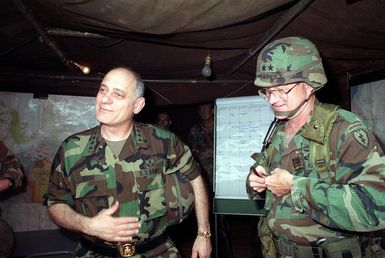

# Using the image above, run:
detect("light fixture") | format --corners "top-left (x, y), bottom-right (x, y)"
top-left (69, 60), bottom-right (91, 75)
top-left (201, 52), bottom-right (212, 77)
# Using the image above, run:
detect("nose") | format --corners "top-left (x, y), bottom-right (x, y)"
top-left (100, 92), bottom-right (113, 104)
top-left (268, 92), bottom-right (280, 105)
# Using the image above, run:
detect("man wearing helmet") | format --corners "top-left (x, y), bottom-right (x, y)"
top-left (247, 36), bottom-right (385, 257)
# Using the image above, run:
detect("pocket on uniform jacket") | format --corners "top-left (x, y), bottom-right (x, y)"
top-left (74, 174), bottom-right (109, 216)
top-left (135, 169), bottom-right (166, 221)
top-left (75, 174), bottom-right (108, 198)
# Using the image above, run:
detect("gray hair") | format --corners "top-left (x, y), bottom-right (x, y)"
top-left (110, 66), bottom-right (145, 98)
top-left (132, 70), bottom-right (145, 98)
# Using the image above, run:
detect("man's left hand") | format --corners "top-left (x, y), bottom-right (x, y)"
top-left (191, 236), bottom-right (212, 258)
top-left (265, 168), bottom-right (293, 197)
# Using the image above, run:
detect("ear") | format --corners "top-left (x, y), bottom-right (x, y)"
top-left (133, 97), bottom-right (145, 114)
top-left (304, 83), bottom-right (315, 98)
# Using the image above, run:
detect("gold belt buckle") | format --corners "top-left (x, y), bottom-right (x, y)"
top-left (118, 243), bottom-right (136, 257)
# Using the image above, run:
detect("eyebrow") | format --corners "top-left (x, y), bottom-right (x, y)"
top-left (100, 84), bottom-right (127, 94)
top-left (112, 87), bottom-right (126, 94)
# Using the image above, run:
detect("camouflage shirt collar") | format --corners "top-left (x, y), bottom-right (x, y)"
top-left (119, 122), bottom-right (150, 159)
top-left (302, 99), bottom-right (338, 144)
top-left (83, 123), bottom-right (150, 158)
top-left (81, 125), bottom-right (105, 157)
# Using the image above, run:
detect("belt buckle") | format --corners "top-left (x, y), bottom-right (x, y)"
top-left (118, 243), bottom-right (136, 257)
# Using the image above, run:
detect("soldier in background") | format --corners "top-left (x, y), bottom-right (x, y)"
top-left (246, 37), bottom-right (385, 257)
top-left (0, 141), bottom-right (24, 257)
top-left (156, 111), bottom-right (173, 131)
top-left (44, 67), bottom-right (212, 258)
top-left (188, 103), bottom-right (214, 191)
top-left (0, 141), bottom-right (24, 193)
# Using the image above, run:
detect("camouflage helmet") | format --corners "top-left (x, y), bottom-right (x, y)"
top-left (254, 36), bottom-right (327, 89)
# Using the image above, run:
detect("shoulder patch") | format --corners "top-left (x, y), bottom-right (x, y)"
top-left (353, 129), bottom-right (369, 148)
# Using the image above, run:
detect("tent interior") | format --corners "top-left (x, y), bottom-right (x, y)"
top-left (2, 0), bottom-right (385, 136)
top-left (1, 0), bottom-right (385, 105)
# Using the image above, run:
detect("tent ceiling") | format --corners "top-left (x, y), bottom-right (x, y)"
top-left (1, 0), bottom-right (385, 105)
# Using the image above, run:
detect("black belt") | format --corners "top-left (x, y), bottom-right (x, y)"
top-left (273, 237), bottom-right (325, 258)
top-left (80, 232), bottom-right (169, 257)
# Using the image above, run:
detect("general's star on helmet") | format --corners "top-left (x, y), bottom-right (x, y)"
top-left (254, 36), bottom-right (327, 90)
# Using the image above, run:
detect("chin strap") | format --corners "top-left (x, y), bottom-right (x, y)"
top-left (274, 100), bottom-right (306, 118)
top-left (261, 117), bottom-right (279, 151)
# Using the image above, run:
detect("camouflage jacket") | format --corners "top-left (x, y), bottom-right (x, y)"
top-left (249, 100), bottom-right (385, 246)
top-left (45, 122), bottom-right (200, 243)
top-left (188, 123), bottom-right (214, 186)
top-left (0, 141), bottom-right (24, 191)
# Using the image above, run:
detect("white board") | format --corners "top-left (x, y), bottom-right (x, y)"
top-left (214, 95), bottom-right (274, 199)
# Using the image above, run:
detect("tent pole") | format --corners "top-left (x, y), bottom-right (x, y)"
top-left (12, 0), bottom-right (73, 70)
top-left (223, 0), bottom-right (315, 79)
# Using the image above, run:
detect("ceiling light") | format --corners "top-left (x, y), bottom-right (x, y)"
top-left (69, 60), bottom-right (91, 75)
top-left (201, 52), bottom-right (212, 77)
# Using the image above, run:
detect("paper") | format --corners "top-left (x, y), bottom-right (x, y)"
top-left (214, 95), bottom-right (274, 199)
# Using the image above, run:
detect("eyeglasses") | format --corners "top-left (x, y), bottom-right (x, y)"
top-left (258, 83), bottom-right (300, 100)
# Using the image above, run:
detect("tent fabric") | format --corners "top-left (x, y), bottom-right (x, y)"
top-left (0, 0), bottom-right (385, 105)
top-left (31, 0), bottom-right (294, 34)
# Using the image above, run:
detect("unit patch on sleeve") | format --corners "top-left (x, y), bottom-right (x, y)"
top-left (353, 129), bottom-right (369, 148)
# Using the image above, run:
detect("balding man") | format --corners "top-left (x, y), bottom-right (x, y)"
top-left (45, 67), bottom-right (212, 258)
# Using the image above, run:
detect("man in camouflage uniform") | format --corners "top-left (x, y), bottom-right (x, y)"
top-left (44, 67), bottom-right (212, 258)
top-left (156, 111), bottom-right (173, 131)
top-left (246, 37), bottom-right (385, 258)
top-left (0, 141), bottom-right (24, 193)
top-left (188, 103), bottom-right (214, 191)
top-left (0, 141), bottom-right (24, 257)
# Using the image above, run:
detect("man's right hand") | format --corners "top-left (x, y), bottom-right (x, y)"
top-left (86, 201), bottom-right (141, 243)
top-left (248, 165), bottom-right (267, 193)
top-left (0, 178), bottom-right (12, 192)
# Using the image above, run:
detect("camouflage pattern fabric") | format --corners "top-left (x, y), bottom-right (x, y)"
top-left (45, 122), bottom-right (200, 257)
top-left (254, 36), bottom-right (327, 89)
top-left (248, 101), bottom-right (385, 246)
top-left (188, 124), bottom-right (214, 189)
top-left (0, 141), bottom-right (24, 191)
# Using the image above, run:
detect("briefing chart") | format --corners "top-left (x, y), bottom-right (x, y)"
top-left (215, 95), bottom-right (274, 199)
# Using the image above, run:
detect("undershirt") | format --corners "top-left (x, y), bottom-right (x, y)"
top-left (105, 138), bottom-right (127, 157)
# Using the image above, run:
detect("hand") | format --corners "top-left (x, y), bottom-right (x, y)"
top-left (191, 236), bottom-right (212, 258)
top-left (265, 168), bottom-right (293, 197)
top-left (86, 201), bottom-right (141, 243)
top-left (248, 165), bottom-right (267, 193)
top-left (0, 178), bottom-right (12, 192)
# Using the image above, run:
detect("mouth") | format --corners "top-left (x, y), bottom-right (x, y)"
top-left (98, 106), bottom-right (113, 113)
top-left (272, 103), bottom-right (285, 111)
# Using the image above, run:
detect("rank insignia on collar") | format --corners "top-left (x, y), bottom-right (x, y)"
top-left (292, 156), bottom-right (305, 170)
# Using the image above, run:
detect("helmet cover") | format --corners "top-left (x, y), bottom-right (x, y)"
top-left (254, 36), bottom-right (327, 89)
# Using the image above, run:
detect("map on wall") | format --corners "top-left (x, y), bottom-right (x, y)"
top-left (0, 92), bottom-right (98, 231)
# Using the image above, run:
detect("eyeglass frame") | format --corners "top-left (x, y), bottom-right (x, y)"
top-left (258, 83), bottom-right (300, 100)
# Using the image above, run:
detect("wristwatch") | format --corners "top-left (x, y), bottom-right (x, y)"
top-left (6, 178), bottom-right (14, 190)
top-left (197, 230), bottom-right (211, 238)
